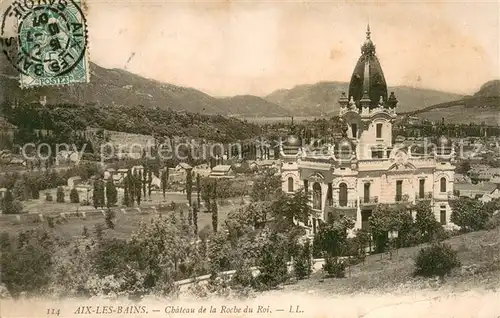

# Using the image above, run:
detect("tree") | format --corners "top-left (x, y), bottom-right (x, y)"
top-left (271, 189), bottom-right (315, 231)
top-left (456, 160), bottom-right (471, 175)
top-left (415, 201), bottom-right (440, 242)
top-left (56, 186), bottom-right (65, 203)
top-left (369, 204), bottom-right (413, 253)
top-left (450, 197), bottom-right (489, 231)
top-left (135, 172), bottom-right (142, 206)
top-left (13, 178), bottom-right (29, 201)
top-left (30, 183), bottom-right (39, 200)
top-left (188, 206), bottom-right (193, 226)
top-left (141, 170), bottom-right (146, 198)
top-left (92, 180), bottom-right (105, 208)
top-left (201, 178), bottom-right (214, 213)
top-left (127, 170), bottom-right (135, 204)
top-left (186, 169), bottom-right (193, 206)
top-left (211, 201), bottom-right (218, 233)
top-left (147, 169), bottom-right (152, 199)
top-left (0, 230), bottom-right (54, 297)
top-left (123, 180), bottom-right (131, 207)
top-left (70, 188), bottom-right (80, 203)
top-left (196, 173), bottom-right (201, 209)
top-left (293, 238), bottom-right (312, 280)
top-left (105, 180), bottom-right (118, 207)
top-left (255, 232), bottom-right (289, 289)
top-left (314, 216), bottom-right (354, 257)
top-left (161, 168), bottom-right (169, 200)
top-left (250, 169), bottom-right (282, 202)
top-left (192, 203), bottom-right (199, 235)
top-left (2, 189), bottom-right (22, 214)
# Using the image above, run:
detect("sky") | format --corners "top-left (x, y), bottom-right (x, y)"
top-left (85, 1), bottom-right (500, 97)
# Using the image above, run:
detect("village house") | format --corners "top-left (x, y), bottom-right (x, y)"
top-left (454, 182), bottom-right (498, 200)
top-left (193, 163), bottom-right (211, 177)
top-left (210, 165), bottom-right (235, 179)
top-left (248, 159), bottom-right (281, 172)
top-left (480, 177), bottom-right (500, 202)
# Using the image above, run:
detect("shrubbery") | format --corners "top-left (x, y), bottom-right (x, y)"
top-left (322, 255), bottom-right (346, 278)
top-left (414, 242), bottom-right (461, 277)
top-left (70, 188), bottom-right (80, 203)
top-left (56, 187), bottom-right (65, 203)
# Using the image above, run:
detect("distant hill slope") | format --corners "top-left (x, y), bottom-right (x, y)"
top-left (218, 95), bottom-right (291, 117)
top-left (264, 81), bottom-right (464, 116)
top-left (404, 79), bottom-right (500, 125)
top-left (0, 56), bottom-right (286, 117)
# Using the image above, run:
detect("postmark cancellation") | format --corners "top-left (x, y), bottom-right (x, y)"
top-left (0, 0), bottom-right (89, 88)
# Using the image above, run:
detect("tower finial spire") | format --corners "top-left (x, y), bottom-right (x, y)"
top-left (366, 23), bottom-right (371, 39)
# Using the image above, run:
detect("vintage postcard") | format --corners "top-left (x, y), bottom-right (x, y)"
top-left (0, 1), bottom-right (499, 317)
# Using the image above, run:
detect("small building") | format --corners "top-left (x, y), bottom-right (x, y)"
top-left (67, 176), bottom-right (82, 189)
top-left (0, 188), bottom-right (7, 199)
top-left (210, 165), bottom-right (235, 179)
top-left (454, 182), bottom-right (498, 199)
top-left (193, 164), bottom-right (211, 177)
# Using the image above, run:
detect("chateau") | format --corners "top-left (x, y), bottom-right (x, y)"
top-left (280, 26), bottom-right (456, 231)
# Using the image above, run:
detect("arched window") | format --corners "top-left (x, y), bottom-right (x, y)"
top-left (440, 177), bottom-right (447, 193)
top-left (287, 177), bottom-right (294, 193)
top-left (339, 183), bottom-right (348, 207)
top-left (312, 182), bottom-right (322, 210)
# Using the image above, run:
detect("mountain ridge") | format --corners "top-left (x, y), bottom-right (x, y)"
top-left (1, 53), bottom-right (495, 122)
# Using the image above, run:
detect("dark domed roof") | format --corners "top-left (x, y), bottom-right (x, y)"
top-left (348, 25), bottom-right (389, 109)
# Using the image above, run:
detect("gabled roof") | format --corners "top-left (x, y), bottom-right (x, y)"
top-left (212, 165), bottom-right (232, 172)
top-left (178, 162), bottom-right (192, 170)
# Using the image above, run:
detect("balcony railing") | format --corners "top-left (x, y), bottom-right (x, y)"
top-left (415, 192), bottom-right (433, 201)
top-left (331, 199), bottom-right (358, 209)
top-left (394, 194), bottom-right (410, 203)
top-left (361, 196), bottom-right (378, 205)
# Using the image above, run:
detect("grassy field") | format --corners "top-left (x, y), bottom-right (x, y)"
top-left (0, 203), bottom-right (237, 240)
top-left (1, 187), bottom-right (247, 239)
top-left (284, 228), bottom-right (500, 295)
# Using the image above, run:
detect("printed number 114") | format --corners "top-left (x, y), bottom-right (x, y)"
top-left (47, 309), bottom-right (60, 316)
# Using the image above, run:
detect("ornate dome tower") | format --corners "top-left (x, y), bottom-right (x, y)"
top-left (339, 25), bottom-right (397, 110)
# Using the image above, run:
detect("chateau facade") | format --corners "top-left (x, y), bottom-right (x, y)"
top-left (280, 26), bottom-right (456, 231)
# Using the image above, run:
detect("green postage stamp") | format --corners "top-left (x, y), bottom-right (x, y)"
top-left (1, 0), bottom-right (89, 88)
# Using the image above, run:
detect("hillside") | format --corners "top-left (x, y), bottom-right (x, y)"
top-left (218, 95), bottom-right (291, 117)
top-left (265, 81), bottom-right (464, 116)
top-left (405, 79), bottom-right (500, 125)
top-left (0, 55), bottom-right (285, 117)
top-left (284, 229), bottom-right (500, 295)
top-left (2, 103), bottom-right (262, 143)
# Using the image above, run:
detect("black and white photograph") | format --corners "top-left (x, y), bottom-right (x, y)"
top-left (0, 1), bottom-right (499, 317)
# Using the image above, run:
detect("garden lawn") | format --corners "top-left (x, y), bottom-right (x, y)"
top-left (0, 203), bottom-right (238, 240)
